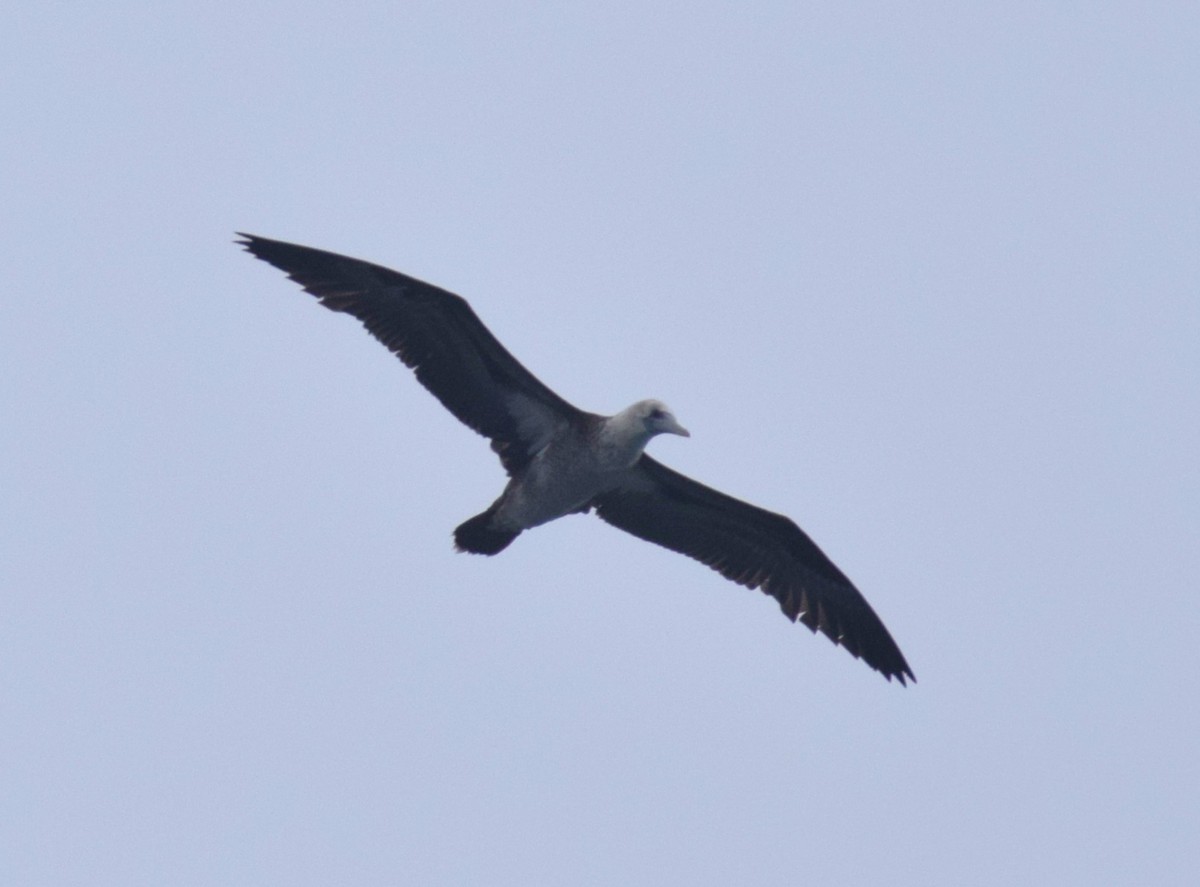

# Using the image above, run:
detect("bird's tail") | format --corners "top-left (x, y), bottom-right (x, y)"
top-left (454, 505), bottom-right (520, 555)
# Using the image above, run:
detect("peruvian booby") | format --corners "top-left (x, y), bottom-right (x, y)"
top-left (238, 234), bottom-right (915, 685)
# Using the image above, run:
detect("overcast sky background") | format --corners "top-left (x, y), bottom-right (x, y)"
top-left (3, 3), bottom-right (1197, 885)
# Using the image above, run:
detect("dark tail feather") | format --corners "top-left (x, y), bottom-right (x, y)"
top-left (454, 506), bottom-right (520, 555)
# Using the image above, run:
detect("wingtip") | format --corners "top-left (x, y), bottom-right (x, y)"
top-left (794, 599), bottom-right (915, 687)
top-left (884, 661), bottom-right (917, 687)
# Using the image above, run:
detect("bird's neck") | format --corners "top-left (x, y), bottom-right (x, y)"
top-left (596, 408), bottom-right (653, 468)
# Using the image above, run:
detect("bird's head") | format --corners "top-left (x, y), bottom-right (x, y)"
top-left (632, 399), bottom-right (690, 439)
top-left (601, 400), bottom-right (690, 464)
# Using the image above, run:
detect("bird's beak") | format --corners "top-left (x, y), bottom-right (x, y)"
top-left (666, 419), bottom-right (690, 438)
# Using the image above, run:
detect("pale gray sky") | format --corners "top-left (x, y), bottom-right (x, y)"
top-left (3, 3), bottom-right (1197, 885)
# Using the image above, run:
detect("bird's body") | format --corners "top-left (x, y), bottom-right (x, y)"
top-left (454, 400), bottom-right (689, 553)
top-left (238, 233), bottom-right (915, 685)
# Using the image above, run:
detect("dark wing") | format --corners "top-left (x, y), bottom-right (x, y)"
top-left (238, 233), bottom-right (586, 474)
top-left (592, 456), bottom-right (914, 684)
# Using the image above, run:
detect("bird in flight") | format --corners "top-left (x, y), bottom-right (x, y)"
top-left (238, 234), bottom-right (914, 684)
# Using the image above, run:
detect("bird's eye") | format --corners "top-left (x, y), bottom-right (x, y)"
top-left (649, 408), bottom-right (665, 420)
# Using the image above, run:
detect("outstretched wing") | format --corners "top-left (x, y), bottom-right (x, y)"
top-left (238, 234), bottom-right (586, 473)
top-left (592, 456), bottom-right (914, 684)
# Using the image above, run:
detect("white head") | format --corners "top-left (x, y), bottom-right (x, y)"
top-left (625, 399), bottom-right (690, 439)
top-left (601, 400), bottom-right (689, 465)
